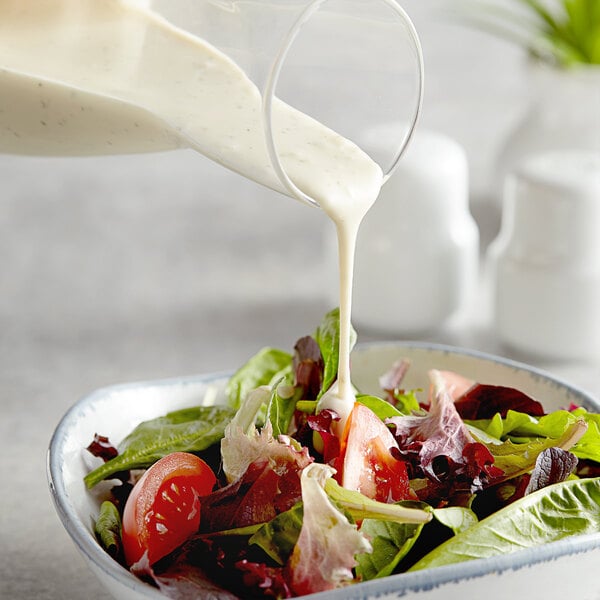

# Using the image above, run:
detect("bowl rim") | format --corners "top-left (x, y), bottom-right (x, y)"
top-left (47, 341), bottom-right (600, 599)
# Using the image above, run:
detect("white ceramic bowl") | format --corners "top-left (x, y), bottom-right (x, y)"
top-left (48, 342), bottom-right (600, 600)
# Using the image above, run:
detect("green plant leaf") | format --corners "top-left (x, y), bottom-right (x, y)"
top-left (356, 516), bottom-right (426, 580)
top-left (225, 347), bottom-right (292, 409)
top-left (409, 477), bottom-right (600, 571)
top-left (84, 405), bottom-right (235, 488)
top-left (459, 0), bottom-right (600, 65)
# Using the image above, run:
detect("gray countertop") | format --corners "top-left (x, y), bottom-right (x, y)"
top-left (2, 3), bottom-right (599, 598)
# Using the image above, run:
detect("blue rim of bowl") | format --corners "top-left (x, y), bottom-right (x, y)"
top-left (47, 342), bottom-right (600, 599)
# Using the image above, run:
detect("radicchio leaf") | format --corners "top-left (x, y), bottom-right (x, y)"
top-left (455, 384), bottom-right (545, 420)
top-left (235, 560), bottom-right (292, 599)
top-left (306, 408), bottom-right (340, 464)
top-left (87, 434), bottom-right (118, 462)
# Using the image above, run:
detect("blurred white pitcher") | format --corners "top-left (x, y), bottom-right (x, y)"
top-left (349, 128), bottom-right (479, 334)
top-left (488, 150), bottom-right (600, 361)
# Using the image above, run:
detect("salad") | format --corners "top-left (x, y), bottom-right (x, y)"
top-left (84, 310), bottom-right (600, 599)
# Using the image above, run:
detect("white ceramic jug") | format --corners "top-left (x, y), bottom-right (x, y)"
top-left (489, 150), bottom-right (600, 361)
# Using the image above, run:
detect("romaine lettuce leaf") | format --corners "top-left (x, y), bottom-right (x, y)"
top-left (409, 477), bottom-right (600, 571)
top-left (432, 506), bottom-right (478, 535)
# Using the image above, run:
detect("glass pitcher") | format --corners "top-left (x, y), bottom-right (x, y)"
top-left (0, 0), bottom-right (423, 207)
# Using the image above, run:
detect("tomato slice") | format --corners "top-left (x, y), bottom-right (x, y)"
top-left (335, 402), bottom-right (410, 503)
top-left (121, 452), bottom-right (216, 567)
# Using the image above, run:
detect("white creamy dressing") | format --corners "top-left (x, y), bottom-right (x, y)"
top-left (0, 0), bottom-right (384, 426)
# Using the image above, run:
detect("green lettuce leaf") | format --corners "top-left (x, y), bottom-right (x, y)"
top-left (569, 408), bottom-right (600, 461)
top-left (314, 308), bottom-right (356, 399)
top-left (356, 395), bottom-right (404, 420)
top-left (94, 501), bottom-right (122, 560)
top-left (84, 405), bottom-right (234, 488)
top-left (249, 503), bottom-right (304, 565)
top-left (324, 478), bottom-right (431, 525)
top-left (432, 507), bottom-right (478, 535)
top-left (409, 477), bottom-right (600, 571)
top-left (393, 390), bottom-right (422, 415)
top-left (266, 380), bottom-right (302, 438)
top-left (469, 408), bottom-right (600, 463)
top-left (356, 514), bottom-right (425, 580)
top-left (473, 419), bottom-right (587, 482)
top-left (225, 347), bottom-right (292, 409)
top-left (356, 392), bottom-right (423, 421)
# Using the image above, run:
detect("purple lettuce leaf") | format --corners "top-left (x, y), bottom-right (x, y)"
top-left (455, 384), bottom-right (545, 420)
top-left (200, 457), bottom-right (304, 532)
top-left (387, 371), bottom-right (502, 501)
top-left (524, 447), bottom-right (578, 495)
top-left (293, 336), bottom-right (323, 400)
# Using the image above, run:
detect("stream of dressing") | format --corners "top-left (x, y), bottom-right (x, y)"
top-left (0, 0), bottom-right (384, 427)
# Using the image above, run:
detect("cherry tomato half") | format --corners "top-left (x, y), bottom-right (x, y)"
top-left (122, 452), bottom-right (216, 567)
top-left (335, 402), bottom-right (410, 503)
